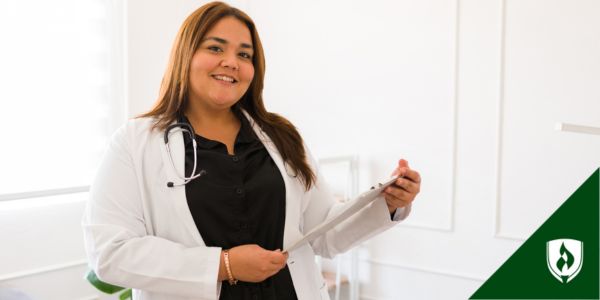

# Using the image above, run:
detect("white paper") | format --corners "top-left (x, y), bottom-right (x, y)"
top-left (284, 176), bottom-right (399, 252)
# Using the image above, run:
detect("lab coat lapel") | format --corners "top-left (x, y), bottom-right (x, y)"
top-left (241, 110), bottom-right (304, 250)
top-left (241, 111), bottom-right (325, 300)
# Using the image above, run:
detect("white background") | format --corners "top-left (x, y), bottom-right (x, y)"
top-left (1, 0), bottom-right (599, 299)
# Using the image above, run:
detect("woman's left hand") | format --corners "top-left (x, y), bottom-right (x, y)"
top-left (383, 159), bottom-right (421, 214)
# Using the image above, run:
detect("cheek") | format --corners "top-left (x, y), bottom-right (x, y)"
top-left (242, 65), bottom-right (255, 84)
top-left (190, 54), bottom-right (214, 79)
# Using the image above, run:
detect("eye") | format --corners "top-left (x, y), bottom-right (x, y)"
top-left (239, 52), bottom-right (253, 60)
top-left (207, 46), bottom-right (223, 53)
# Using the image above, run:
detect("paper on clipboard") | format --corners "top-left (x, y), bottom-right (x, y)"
top-left (284, 176), bottom-right (399, 252)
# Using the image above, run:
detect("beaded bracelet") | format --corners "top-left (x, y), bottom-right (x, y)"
top-left (223, 249), bottom-right (238, 285)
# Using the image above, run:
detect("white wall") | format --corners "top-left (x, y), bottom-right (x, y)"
top-left (0, 195), bottom-right (104, 300)
top-left (248, 0), bottom-right (600, 299)
top-left (2, 0), bottom-right (598, 299)
top-left (246, 0), bottom-right (600, 299)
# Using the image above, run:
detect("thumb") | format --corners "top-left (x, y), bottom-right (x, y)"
top-left (271, 250), bottom-right (286, 264)
top-left (399, 159), bottom-right (409, 169)
top-left (391, 159), bottom-right (409, 177)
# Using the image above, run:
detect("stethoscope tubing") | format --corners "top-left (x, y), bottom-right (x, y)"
top-left (164, 123), bottom-right (206, 187)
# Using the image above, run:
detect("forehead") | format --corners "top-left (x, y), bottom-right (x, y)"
top-left (204, 16), bottom-right (252, 45)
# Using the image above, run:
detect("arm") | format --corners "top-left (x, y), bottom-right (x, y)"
top-left (82, 125), bottom-right (221, 299)
top-left (82, 125), bottom-right (287, 297)
top-left (301, 152), bottom-right (412, 259)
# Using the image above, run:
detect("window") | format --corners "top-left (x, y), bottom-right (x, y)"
top-left (0, 0), bottom-right (125, 200)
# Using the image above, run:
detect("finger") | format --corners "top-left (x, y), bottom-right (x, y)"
top-left (274, 250), bottom-right (289, 266)
top-left (384, 192), bottom-right (411, 208)
top-left (269, 260), bottom-right (285, 270)
top-left (268, 260), bottom-right (286, 273)
top-left (393, 178), bottom-right (419, 194)
top-left (267, 253), bottom-right (284, 266)
top-left (402, 169), bottom-right (421, 183)
top-left (384, 188), bottom-right (416, 201)
top-left (279, 250), bottom-right (289, 261)
top-left (269, 251), bottom-right (287, 265)
top-left (269, 256), bottom-right (283, 265)
top-left (384, 186), bottom-right (411, 201)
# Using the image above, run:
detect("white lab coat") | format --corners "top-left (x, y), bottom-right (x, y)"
top-left (82, 110), bottom-right (410, 300)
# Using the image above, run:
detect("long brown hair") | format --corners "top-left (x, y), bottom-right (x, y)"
top-left (138, 1), bottom-right (315, 190)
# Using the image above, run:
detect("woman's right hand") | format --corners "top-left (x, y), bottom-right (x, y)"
top-left (224, 244), bottom-right (289, 283)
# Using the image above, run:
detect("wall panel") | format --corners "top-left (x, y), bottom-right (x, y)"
top-left (496, 0), bottom-right (600, 239)
top-left (249, 0), bottom-right (458, 232)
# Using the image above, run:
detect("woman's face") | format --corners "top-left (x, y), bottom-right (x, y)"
top-left (188, 16), bottom-right (255, 111)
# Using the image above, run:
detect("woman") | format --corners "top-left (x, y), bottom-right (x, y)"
top-left (82, 2), bottom-right (421, 300)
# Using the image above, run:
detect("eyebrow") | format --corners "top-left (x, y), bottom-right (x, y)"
top-left (203, 36), bottom-right (253, 50)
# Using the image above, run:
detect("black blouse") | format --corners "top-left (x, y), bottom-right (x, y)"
top-left (181, 111), bottom-right (298, 300)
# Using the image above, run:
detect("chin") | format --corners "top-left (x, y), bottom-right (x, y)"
top-left (211, 98), bottom-right (240, 109)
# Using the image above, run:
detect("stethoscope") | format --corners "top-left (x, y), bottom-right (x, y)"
top-left (164, 122), bottom-right (207, 188)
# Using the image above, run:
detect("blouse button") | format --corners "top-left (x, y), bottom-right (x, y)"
top-left (232, 156), bottom-right (239, 162)
top-left (236, 188), bottom-right (243, 194)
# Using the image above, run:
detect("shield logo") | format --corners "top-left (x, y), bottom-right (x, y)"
top-left (546, 239), bottom-right (583, 283)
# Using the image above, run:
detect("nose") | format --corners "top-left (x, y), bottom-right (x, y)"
top-left (220, 53), bottom-right (239, 71)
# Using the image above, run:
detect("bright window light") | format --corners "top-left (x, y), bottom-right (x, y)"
top-left (0, 0), bottom-right (123, 196)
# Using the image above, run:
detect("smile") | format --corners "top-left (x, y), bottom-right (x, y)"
top-left (212, 74), bottom-right (238, 84)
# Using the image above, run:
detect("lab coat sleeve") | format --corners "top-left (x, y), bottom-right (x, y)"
top-left (302, 151), bottom-right (411, 259)
top-left (82, 124), bottom-right (221, 300)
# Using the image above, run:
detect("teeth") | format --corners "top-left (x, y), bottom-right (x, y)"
top-left (214, 75), bottom-right (235, 83)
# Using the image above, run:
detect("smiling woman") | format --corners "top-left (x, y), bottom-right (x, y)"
top-left (186, 17), bottom-right (256, 152)
top-left (82, 2), bottom-right (420, 300)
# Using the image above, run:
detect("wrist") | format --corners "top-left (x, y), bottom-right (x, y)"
top-left (387, 203), bottom-right (397, 214)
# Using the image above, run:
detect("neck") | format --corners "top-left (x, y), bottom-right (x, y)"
top-left (185, 103), bottom-right (238, 129)
top-left (184, 102), bottom-right (242, 154)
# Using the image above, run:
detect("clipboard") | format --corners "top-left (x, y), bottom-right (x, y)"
top-left (284, 176), bottom-right (399, 252)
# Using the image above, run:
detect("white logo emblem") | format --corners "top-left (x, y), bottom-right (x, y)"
top-left (546, 239), bottom-right (584, 283)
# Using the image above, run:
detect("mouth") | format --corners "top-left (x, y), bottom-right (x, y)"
top-left (211, 74), bottom-right (238, 84)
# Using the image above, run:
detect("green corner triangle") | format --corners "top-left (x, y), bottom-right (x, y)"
top-left (471, 168), bottom-right (600, 299)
